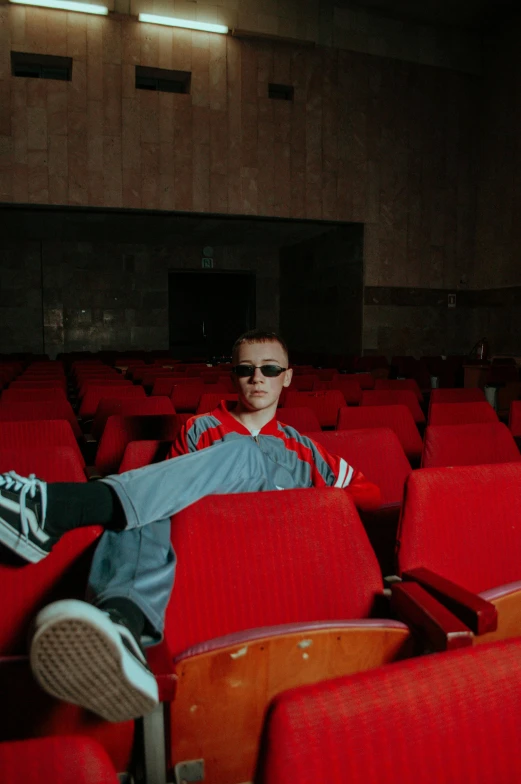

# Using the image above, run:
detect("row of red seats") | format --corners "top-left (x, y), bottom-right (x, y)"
top-left (2, 463), bottom-right (521, 782)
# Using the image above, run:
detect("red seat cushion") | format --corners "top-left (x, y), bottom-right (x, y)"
top-left (337, 405), bottom-right (422, 463)
top-left (284, 391), bottom-right (346, 428)
top-left (361, 390), bottom-right (425, 424)
top-left (429, 402), bottom-right (497, 426)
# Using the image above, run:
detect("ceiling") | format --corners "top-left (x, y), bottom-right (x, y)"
top-left (343, 0), bottom-right (520, 31)
top-left (0, 204), bottom-right (347, 247)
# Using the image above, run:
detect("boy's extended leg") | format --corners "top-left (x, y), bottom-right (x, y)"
top-left (30, 522), bottom-right (174, 722)
top-left (0, 434), bottom-right (281, 564)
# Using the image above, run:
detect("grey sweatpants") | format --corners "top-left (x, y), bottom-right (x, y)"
top-left (86, 434), bottom-right (301, 643)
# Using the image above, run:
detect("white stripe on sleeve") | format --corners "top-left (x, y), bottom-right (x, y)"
top-left (334, 458), bottom-right (348, 488)
top-left (342, 464), bottom-right (354, 488)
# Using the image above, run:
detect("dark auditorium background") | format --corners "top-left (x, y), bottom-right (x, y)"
top-left (0, 0), bottom-right (520, 359)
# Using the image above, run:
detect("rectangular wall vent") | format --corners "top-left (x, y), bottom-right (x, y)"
top-left (136, 65), bottom-right (191, 94)
top-left (268, 83), bottom-right (294, 101)
top-left (11, 51), bottom-right (72, 81)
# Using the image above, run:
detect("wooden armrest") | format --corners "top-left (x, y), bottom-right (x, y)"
top-left (391, 581), bottom-right (473, 652)
top-left (84, 465), bottom-right (102, 481)
top-left (402, 567), bottom-right (498, 635)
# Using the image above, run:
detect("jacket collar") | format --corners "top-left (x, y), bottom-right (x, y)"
top-left (213, 399), bottom-right (281, 437)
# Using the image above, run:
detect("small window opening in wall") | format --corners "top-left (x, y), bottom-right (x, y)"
top-left (11, 51), bottom-right (72, 81)
top-left (268, 83), bottom-right (294, 101)
top-left (136, 65), bottom-right (191, 94)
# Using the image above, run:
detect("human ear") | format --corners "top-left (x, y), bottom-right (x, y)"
top-left (283, 368), bottom-right (293, 388)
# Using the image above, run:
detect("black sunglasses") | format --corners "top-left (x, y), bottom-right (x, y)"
top-left (232, 364), bottom-right (288, 378)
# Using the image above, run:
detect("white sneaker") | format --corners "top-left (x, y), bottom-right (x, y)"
top-left (30, 599), bottom-right (159, 723)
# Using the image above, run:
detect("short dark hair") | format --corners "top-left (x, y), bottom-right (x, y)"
top-left (232, 329), bottom-right (289, 362)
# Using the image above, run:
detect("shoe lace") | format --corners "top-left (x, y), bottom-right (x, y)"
top-left (0, 471), bottom-right (47, 538)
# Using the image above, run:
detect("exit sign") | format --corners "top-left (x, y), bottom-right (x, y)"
top-left (202, 258), bottom-right (214, 269)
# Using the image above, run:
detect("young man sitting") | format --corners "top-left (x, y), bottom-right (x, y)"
top-left (0, 330), bottom-right (380, 723)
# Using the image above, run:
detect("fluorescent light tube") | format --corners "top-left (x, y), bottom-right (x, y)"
top-left (10, 0), bottom-right (108, 13)
top-left (138, 13), bottom-right (228, 34)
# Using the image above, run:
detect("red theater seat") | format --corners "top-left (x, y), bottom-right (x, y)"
top-left (284, 390), bottom-right (345, 428)
top-left (291, 374), bottom-right (318, 391)
top-left (422, 423), bottom-right (521, 468)
top-left (170, 381), bottom-right (204, 413)
top-left (258, 638), bottom-right (521, 784)
top-left (91, 395), bottom-right (175, 441)
top-left (196, 393), bottom-right (238, 415)
top-left (337, 404), bottom-right (422, 464)
top-left (0, 420), bottom-right (84, 467)
top-left (429, 401), bottom-right (497, 426)
top-left (361, 389), bottom-right (425, 424)
top-left (430, 388), bottom-right (486, 405)
top-left (397, 463), bottom-right (521, 646)
top-left (1, 387), bottom-right (68, 403)
top-left (277, 407), bottom-right (322, 432)
top-left (0, 736), bottom-right (120, 784)
top-left (118, 439), bottom-right (173, 472)
top-left (0, 447), bottom-right (86, 482)
top-left (374, 378), bottom-right (423, 401)
top-left (79, 384), bottom-right (146, 420)
top-left (162, 487), bottom-right (462, 784)
top-left (509, 400), bottom-right (521, 439)
top-left (94, 414), bottom-right (180, 475)
top-left (328, 377), bottom-right (362, 405)
top-left (0, 399), bottom-right (82, 439)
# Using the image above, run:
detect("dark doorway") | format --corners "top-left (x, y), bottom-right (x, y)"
top-left (168, 271), bottom-right (256, 359)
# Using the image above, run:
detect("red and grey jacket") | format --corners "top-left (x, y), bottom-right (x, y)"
top-left (170, 400), bottom-right (381, 511)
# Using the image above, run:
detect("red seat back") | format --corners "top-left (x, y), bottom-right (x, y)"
top-left (95, 414), bottom-right (180, 475)
top-left (196, 393), bottom-right (238, 415)
top-left (0, 447), bottom-right (86, 482)
top-left (118, 440), bottom-right (172, 472)
top-left (0, 400), bottom-right (82, 439)
top-left (430, 388), bottom-right (486, 405)
top-left (291, 375), bottom-right (318, 391)
top-left (259, 638), bottom-right (521, 784)
top-left (429, 401), bottom-right (497, 426)
top-left (79, 385), bottom-right (146, 419)
top-left (361, 390), bottom-right (425, 423)
top-left (306, 429), bottom-right (411, 506)
top-left (166, 489), bottom-right (382, 658)
top-left (1, 388), bottom-right (68, 403)
top-left (337, 405), bottom-right (422, 463)
top-left (0, 420), bottom-right (84, 466)
top-left (91, 396), bottom-right (175, 440)
top-left (170, 381), bottom-right (204, 413)
top-left (328, 377), bottom-right (362, 405)
top-left (284, 391), bottom-right (345, 428)
top-left (422, 423), bottom-right (521, 468)
top-left (509, 400), bottom-right (521, 437)
top-left (374, 378), bottom-right (423, 401)
top-left (397, 463), bottom-right (521, 592)
top-left (277, 407), bottom-right (322, 433)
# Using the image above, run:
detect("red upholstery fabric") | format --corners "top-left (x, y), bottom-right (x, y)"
top-left (91, 395), bottom-right (175, 440)
top-left (277, 407), bottom-right (322, 432)
top-left (397, 463), bottom-right (521, 592)
top-left (374, 378), bottom-right (423, 401)
top-left (306, 429), bottom-right (411, 506)
top-left (509, 400), bottom-right (521, 437)
top-left (78, 378), bottom-right (132, 401)
top-left (79, 385), bottom-right (146, 419)
top-left (291, 374), bottom-right (318, 391)
top-left (151, 376), bottom-right (179, 396)
top-left (196, 393), bottom-right (238, 415)
top-left (0, 736), bottom-right (119, 784)
top-left (337, 405), bottom-right (422, 463)
top-left (95, 414), bottom-right (180, 475)
top-left (422, 423), bottom-right (521, 468)
top-left (429, 401), bottom-right (498, 426)
top-left (0, 447), bottom-right (86, 482)
top-left (361, 390), bottom-right (425, 423)
top-left (170, 381), bottom-right (204, 412)
top-left (166, 488), bottom-right (382, 658)
top-left (284, 390), bottom-right (345, 428)
top-left (0, 400), bottom-right (82, 438)
top-left (339, 372), bottom-right (375, 389)
top-left (259, 637), bottom-right (521, 784)
top-left (430, 388), bottom-right (486, 405)
top-left (328, 377), bottom-right (362, 405)
top-left (0, 420), bottom-right (85, 466)
top-left (1, 388), bottom-right (68, 403)
top-left (118, 440), bottom-right (173, 472)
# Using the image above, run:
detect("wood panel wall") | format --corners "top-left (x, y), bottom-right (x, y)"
top-left (0, 5), bottom-right (479, 291)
